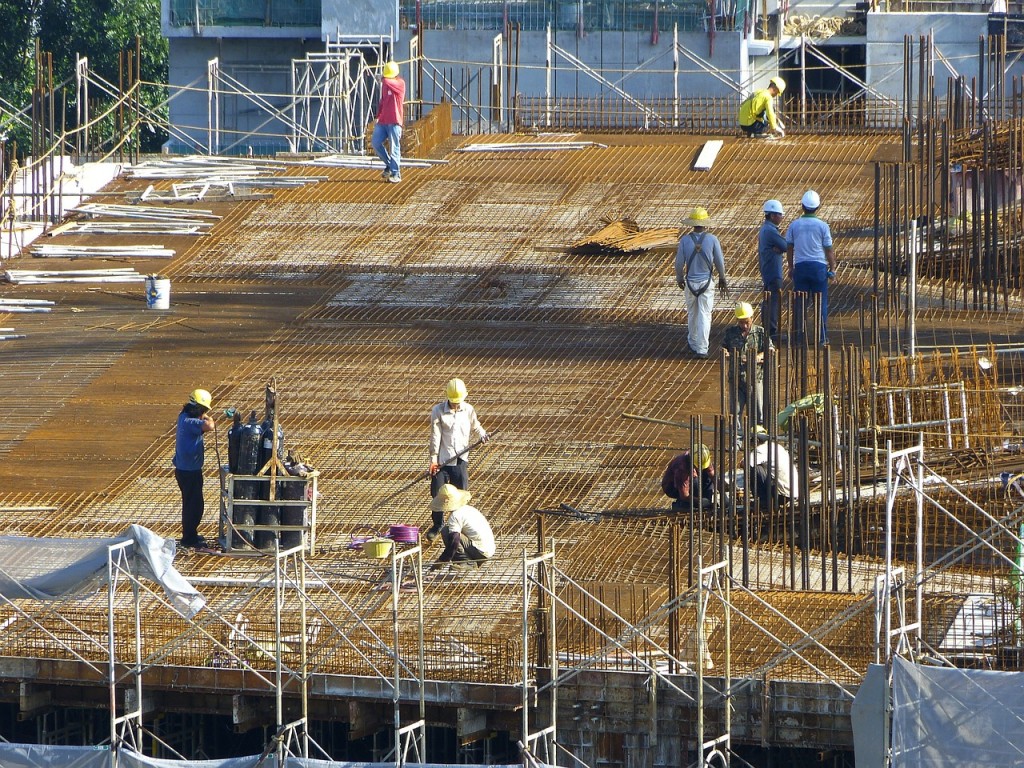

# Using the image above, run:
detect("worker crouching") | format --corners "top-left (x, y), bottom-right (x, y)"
top-left (430, 484), bottom-right (496, 567)
top-left (661, 446), bottom-right (716, 511)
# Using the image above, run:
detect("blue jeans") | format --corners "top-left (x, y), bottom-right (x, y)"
top-left (372, 122), bottom-right (402, 178)
top-left (793, 261), bottom-right (829, 344)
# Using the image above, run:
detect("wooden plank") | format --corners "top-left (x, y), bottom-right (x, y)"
top-left (693, 139), bottom-right (724, 171)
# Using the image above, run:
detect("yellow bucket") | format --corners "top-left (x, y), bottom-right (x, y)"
top-left (364, 538), bottom-right (393, 559)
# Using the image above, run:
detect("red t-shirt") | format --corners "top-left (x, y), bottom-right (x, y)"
top-left (377, 77), bottom-right (406, 126)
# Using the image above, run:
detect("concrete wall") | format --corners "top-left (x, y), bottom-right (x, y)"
top-left (412, 29), bottom-right (745, 99)
top-left (866, 11), bottom-right (1024, 98)
top-left (322, 0), bottom-right (399, 42)
top-left (166, 28), bottom-right (749, 151)
top-left (167, 37), bottom-right (325, 153)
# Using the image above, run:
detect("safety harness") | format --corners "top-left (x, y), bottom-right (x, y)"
top-left (685, 232), bottom-right (714, 297)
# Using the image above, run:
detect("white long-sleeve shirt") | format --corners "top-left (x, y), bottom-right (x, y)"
top-left (749, 440), bottom-right (799, 500)
top-left (429, 400), bottom-right (487, 466)
top-left (446, 504), bottom-right (495, 557)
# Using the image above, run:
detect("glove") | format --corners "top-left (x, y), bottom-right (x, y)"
top-left (777, 127), bottom-right (786, 138)
top-left (827, 270), bottom-right (836, 280)
top-left (718, 278), bottom-right (729, 293)
top-left (480, 434), bottom-right (489, 444)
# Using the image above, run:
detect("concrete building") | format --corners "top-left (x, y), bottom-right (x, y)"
top-left (162, 0), bottom-right (1024, 152)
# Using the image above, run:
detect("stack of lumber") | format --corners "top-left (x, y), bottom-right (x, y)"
top-left (32, 245), bottom-right (176, 259)
top-left (3, 268), bottom-right (146, 285)
top-left (0, 298), bottom-right (54, 314)
top-left (568, 218), bottom-right (679, 256)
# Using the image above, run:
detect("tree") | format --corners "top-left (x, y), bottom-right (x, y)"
top-left (0, 0), bottom-right (168, 155)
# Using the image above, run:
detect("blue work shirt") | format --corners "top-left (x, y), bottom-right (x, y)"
top-left (758, 219), bottom-right (787, 284)
top-left (173, 411), bottom-right (207, 471)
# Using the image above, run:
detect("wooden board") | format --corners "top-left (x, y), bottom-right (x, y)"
top-left (693, 139), bottom-right (724, 171)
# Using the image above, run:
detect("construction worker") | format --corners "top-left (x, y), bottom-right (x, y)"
top-left (722, 301), bottom-right (772, 440)
top-left (749, 428), bottom-right (798, 509)
top-left (786, 190), bottom-right (837, 344)
top-left (674, 207), bottom-right (728, 359)
top-left (738, 77), bottom-right (786, 139)
top-left (430, 484), bottom-right (496, 566)
top-left (758, 200), bottom-right (787, 341)
top-left (427, 378), bottom-right (489, 541)
top-left (661, 446), bottom-right (716, 511)
top-left (372, 60), bottom-right (406, 183)
top-left (173, 389), bottom-right (215, 549)
top-left (746, 427), bottom-right (799, 539)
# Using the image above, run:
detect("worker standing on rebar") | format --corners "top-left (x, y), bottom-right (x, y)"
top-left (722, 302), bottom-right (772, 441)
top-left (758, 200), bottom-right (787, 341)
top-left (786, 190), bottom-right (837, 345)
top-left (661, 446), bottom-right (716, 511)
top-left (173, 389), bottom-right (215, 549)
top-left (430, 484), bottom-right (496, 566)
top-left (372, 60), bottom-right (406, 183)
top-left (427, 378), bottom-right (489, 542)
top-left (738, 77), bottom-right (786, 139)
top-left (675, 207), bottom-right (728, 360)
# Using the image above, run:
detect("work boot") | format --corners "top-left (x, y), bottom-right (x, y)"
top-left (425, 510), bottom-right (444, 543)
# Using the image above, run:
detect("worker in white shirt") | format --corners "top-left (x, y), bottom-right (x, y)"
top-left (430, 484), bottom-right (496, 566)
top-left (426, 378), bottom-right (488, 541)
top-left (749, 427), bottom-right (798, 509)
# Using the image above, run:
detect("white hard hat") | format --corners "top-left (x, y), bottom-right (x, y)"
top-left (801, 190), bottom-right (821, 210)
top-left (763, 199), bottom-right (784, 215)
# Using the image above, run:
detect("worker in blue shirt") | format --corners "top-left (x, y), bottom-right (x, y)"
top-left (758, 199), bottom-right (788, 341)
top-left (173, 388), bottom-right (215, 548)
top-left (786, 190), bottom-right (837, 344)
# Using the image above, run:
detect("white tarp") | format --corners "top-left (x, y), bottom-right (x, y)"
top-left (0, 744), bottom-right (111, 767)
top-left (0, 745), bottom-right (541, 768)
top-left (0, 524), bottom-right (204, 618)
top-left (119, 752), bottom-right (259, 767)
top-left (892, 655), bottom-right (1024, 767)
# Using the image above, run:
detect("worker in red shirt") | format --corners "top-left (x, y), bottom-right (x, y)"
top-left (661, 445), bottom-right (716, 511)
top-left (372, 60), bottom-right (406, 183)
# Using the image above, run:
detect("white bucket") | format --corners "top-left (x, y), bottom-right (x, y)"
top-left (145, 276), bottom-right (171, 310)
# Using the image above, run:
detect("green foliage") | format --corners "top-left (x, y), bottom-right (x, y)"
top-left (0, 0), bottom-right (169, 154)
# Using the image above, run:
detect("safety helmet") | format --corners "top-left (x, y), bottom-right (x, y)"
top-left (189, 388), bottom-right (212, 410)
top-left (684, 207), bottom-right (711, 228)
top-left (769, 76), bottom-right (786, 94)
top-left (763, 199), bottom-right (784, 215)
top-left (735, 301), bottom-right (754, 320)
top-left (801, 190), bottom-right (821, 210)
top-left (446, 378), bottom-right (468, 404)
top-left (382, 61), bottom-right (400, 79)
top-left (698, 445), bottom-right (711, 470)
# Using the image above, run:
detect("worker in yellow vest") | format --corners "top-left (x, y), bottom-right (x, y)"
top-left (738, 77), bottom-right (786, 139)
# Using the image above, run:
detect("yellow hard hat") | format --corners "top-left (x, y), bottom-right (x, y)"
top-left (769, 76), bottom-right (786, 94)
top-left (446, 378), bottom-right (468, 404)
top-left (699, 445), bottom-right (711, 470)
top-left (735, 301), bottom-right (754, 320)
top-left (382, 61), bottom-right (400, 79)
top-left (189, 388), bottom-right (212, 409)
top-left (684, 207), bottom-right (711, 227)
